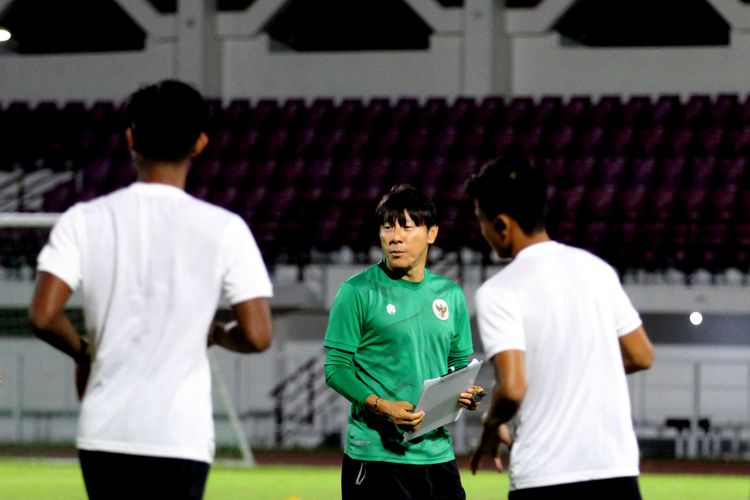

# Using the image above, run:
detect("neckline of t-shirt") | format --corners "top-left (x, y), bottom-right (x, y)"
top-left (130, 182), bottom-right (188, 197)
top-left (515, 240), bottom-right (560, 261)
top-left (377, 260), bottom-right (429, 288)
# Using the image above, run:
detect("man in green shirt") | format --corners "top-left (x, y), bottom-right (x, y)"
top-left (324, 184), bottom-right (481, 500)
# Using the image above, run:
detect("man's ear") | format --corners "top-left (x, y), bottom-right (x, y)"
top-left (125, 128), bottom-right (134, 150)
top-left (495, 214), bottom-right (512, 234)
top-left (191, 132), bottom-right (209, 157)
top-left (427, 225), bottom-right (439, 244)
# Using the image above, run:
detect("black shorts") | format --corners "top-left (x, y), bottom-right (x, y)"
top-left (509, 476), bottom-right (642, 500)
top-left (341, 454), bottom-right (466, 500)
top-left (78, 449), bottom-right (210, 500)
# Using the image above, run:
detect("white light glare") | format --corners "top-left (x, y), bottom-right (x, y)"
top-left (689, 311), bottom-right (703, 326)
top-left (0, 29), bottom-right (11, 43)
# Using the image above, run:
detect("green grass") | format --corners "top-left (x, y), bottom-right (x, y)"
top-left (0, 459), bottom-right (747, 500)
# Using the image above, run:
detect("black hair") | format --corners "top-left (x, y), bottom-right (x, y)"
top-left (125, 79), bottom-right (208, 162)
top-left (375, 184), bottom-right (438, 229)
top-left (465, 157), bottom-right (547, 234)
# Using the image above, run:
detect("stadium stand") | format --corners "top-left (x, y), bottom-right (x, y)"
top-left (1, 93), bottom-right (749, 281)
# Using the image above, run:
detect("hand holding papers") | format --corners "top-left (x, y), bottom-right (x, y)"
top-left (403, 358), bottom-right (483, 442)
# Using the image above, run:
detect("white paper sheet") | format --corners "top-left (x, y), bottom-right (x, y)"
top-left (402, 358), bottom-right (483, 442)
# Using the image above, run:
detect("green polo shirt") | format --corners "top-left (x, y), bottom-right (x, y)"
top-left (323, 261), bottom-right (474, 464)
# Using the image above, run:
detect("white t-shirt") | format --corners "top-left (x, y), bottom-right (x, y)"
top-left (37, 182), bottom-right (273, 463)
top-left (476, 241), bottom-right (642, 491)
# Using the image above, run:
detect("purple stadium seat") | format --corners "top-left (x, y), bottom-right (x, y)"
top-left (584, 184), bottom-right (618, 220)
top-left (579, 220), bottom-right (611, 258)
top-left (279, 98), bottom-right (306, 128)
top-left (204, 129), bottom-right (233, 160)
top-left (591, 95), bottom-right (622, 125)
top-left (506, 96), bottom-right (534, 127)
top-left (189, 184), bottom-right (210, 201)
top-left (681, 94), bottom-right (711, 127)
top-left (316, 127), bottom-right (346, 158)
top-left (565, 156), bottom-right (595, 186)
top-left (208, 186), bottom-right (238, 209)
top-left (703, 185), bottom-right (739, 222)
top-left (233, 128), bottom-right (260, 158)
top-left (563, 96), bottom-right (591, 125)
top-left (614, 184), bottom-right (648, 221)
top-left (518, 126), bottom-right (542, 156)
top-left (694, 127), bottom-right (724, 156)
top-left (634, 126), bottom-right (665, 156)
top-left (596, 156), bottom-right (626, 186)
top-left (486, 126), bottom-right (515, 158)
top-left (108, 161), bottom-right (136, 190)
top-left (710, 93), bottom-right (739, 125)
top-left (248, 99), bottom-right (278, 129)
top-left (644, 187), bottom-right (677, 221)
top-left (604, 127), bottom-right (634, 157)
top-left (534, 96), bottom-right (562, 126)
top-left (235, 178), bottom-right (267, 206)
top-left (639, 221), bottom-right (670, 273)
top-left (665, 126), bottom-right (694, 156)
top-left (683, 157), bottom-right (715, 188)
top-left (575, 125), bottom-right (604, 156)
top-left (328, 158), bottom-right (363, 190)
top-left (623, 95), bottom-right (651, 126)
top-left (715, 157), bottom-right (746, 186)
top-left (728, 223), bottom-right (750, 274)
top-left (333, 98), bottom-right (364, 129)
top-left (245, 159), bottom-right (277, 187)
top-left (262, 128), bottom-right (290, 159)
top-left (553, 185), bottom-right (586, 218)
top-left (653, 157), bottom-right (685, 187)
top-left (650, 95), bottom-right (680, 125)
top-left (543, 125), bottom-right (574, 156)
top-left (82, 159), bottom-right (112, 192)
top-left (476, 96), bottom-right (505, 128)
top-left (188, 158), bottom-right (222, 189)
top-left (539, 156), bottom-right (567, 186)
top-left (307, 98), bottom-right (334, 128)
top-left (273, 157), bottom-right (306, 187)
top-left (724, 125), bottom-right (750, 155)
top-left (217, 159), bottom-right (251, 187)
top-left (302, 157), bottom-right (334, 187)
top-left (675, 188), bottom-right (707, 222)
top-left (224, 98), bottom-right (251, 127)
top-left (447, 97), bottom-right (476, 126)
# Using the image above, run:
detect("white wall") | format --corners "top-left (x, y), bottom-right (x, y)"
top-left (3, 2), bottom-right (750, 103)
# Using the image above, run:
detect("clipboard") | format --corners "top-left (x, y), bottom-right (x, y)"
top-left (403, 358), bottom-right (483, 442)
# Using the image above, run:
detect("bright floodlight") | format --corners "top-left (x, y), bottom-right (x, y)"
top-left (689, 311), bottom-right (703, 326)
top-left (0, 29), bottom-right (10, 43)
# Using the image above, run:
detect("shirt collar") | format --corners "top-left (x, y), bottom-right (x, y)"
top-left (514, 240), bottom-right (559, 261)
top-left (129, 182), bottom-right (188, 197)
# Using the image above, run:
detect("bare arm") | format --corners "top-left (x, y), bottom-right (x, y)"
top-left (483, 350), bottom-right (526, 428)
top-left (471, 349), bottom-right (526, 474)
top-left (619, 325), bottom-right (654, 374)
top-left (209, 297), bottom-right (273, 353)
top-left (29, 272), bottom-right (91, 400)
top-left (28, 271), bottom-right (88, 363)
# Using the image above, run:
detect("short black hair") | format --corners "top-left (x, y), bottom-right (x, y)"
top-left (375, 184), bottom-right (438, 228)
top-left (465, 157), bottom-right (547, 234)
top-left (125, 79), bottom-right (208, 162)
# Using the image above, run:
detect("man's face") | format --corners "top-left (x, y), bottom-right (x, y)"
top-left (474, 200), bottom-right (512, 259)
top-left (380, 210), bottom-right (437, 277)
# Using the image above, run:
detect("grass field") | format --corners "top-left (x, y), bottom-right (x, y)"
top-left (0, 460), bottom-right (748, 500)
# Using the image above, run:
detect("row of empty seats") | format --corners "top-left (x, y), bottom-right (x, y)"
top-left (1, 93), bottom-right (749, 279)
top-left (5, 94), bottom-right (750, 168)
